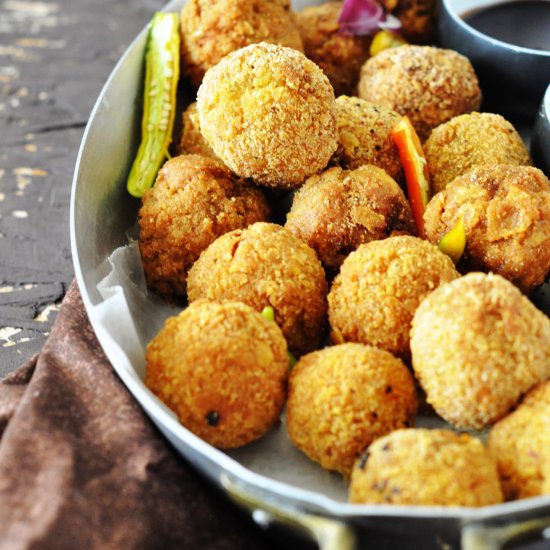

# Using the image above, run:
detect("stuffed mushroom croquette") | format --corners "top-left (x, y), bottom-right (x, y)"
top-left (187, 222), bottom-right (327, 356)
top-left (145, 300), bottom-right (289, 448)
top-left (286, 344), bottom-right (417, 476)
top-left (295, 2), bottom-right (371, 97)
top-left (331, 96), bottom-right (404, 185)
top-left (285, 165), bottom-right (415, 270)
top-left (175, 102), bottom-right (218, 160)
top-left (328, 236), bottom-right (459, 358)
top-left (425, 112), bottom-right (531, 193)
top-left (138, 155), bottom-right (269, 298)
top-left (197, 43), bottom-right (337, 188)
top-left (424, 164), bottom-right (550, 293)
top-left (411, 273), bottom-right (550, 430)
top-left (358, 45), bottom-right (481, 140)
top-left (180, 0), bottom-right (303, 87)
top-left (349, 429), bottom-right (503, 506)
top-left (488, 381), bottom-right (550, 500)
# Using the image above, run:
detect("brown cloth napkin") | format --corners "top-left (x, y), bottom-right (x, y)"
top-left (0, 281), bottom-right (282, 550)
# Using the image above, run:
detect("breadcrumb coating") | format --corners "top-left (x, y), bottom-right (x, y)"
top-left (330, 96), bottom-right (404, 185)
top-left (285, 165), bottom-right (415, 270)
top-left (488, 381), bottom-right (550, 500)
top-left (175, 102), bottom-right (218, 160)
top-left (286, 344), bottom-right (417, 476)
top-left (411, 273), bottom-right (550, 430)
top-left (180, 0), bottom-right (303, 87)
top-left (295, 2), bottom-right (371, 96)
top-left (358, 45), bottom-right (481, 141)
top-left (349, 429), bottom-right (503, 506)
top-left (187, 222), bottom-right (328, 356)
top-left (423, 164), bottom-right (550, 293)
top-left (145, 300), bottom-right (289, 448)
top-left (197, 42), bottom-right (337, 188)
top-left (138, 154), bottom-right (269, 298)
top-left (425, 112), bottom-right (532, 193)
top-left (328, 235), bottom-right (458, 359)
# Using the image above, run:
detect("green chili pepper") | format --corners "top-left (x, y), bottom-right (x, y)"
top-left (127, 12), bottom-right (180, 198)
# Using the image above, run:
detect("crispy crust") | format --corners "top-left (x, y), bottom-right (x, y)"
top-left (175, 102), bottom-right (218, 160)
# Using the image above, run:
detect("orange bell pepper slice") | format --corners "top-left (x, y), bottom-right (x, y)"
top-left (391, 116), bottom-right (431, 238)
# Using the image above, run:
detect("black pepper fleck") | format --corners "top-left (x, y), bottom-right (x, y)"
top-left (358, 451), bottom-right (370, 470)
top-left (385, 385), bottom-right (393, 394)
top-left (205, 410), bottom-right (220, 427)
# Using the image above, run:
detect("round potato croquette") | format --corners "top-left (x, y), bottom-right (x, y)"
top-left (138, 154), bottom-right (269, 298)
top-left (411, 273), bottom-right (550, 430)
top-left (295, 2), bottom-right (371, 97)
top-left (328, 236), bottom-right (459, 358)
top-left (423, 165), bottom-right (550, 293)
top-left (358, 45), bottom-right (481, 141)
top-left (180, 0), bottom-right (303, 87)
top-left (285, 165), bottom-right (415, 270)
top-left (187, 222), bottom-right (328, 356)
top-left (145, 301), bottom-right (289, 449)
top-left (425, 112), bottom-right (532, 193)
top-left (330, 96), bottom-right (404, 185)
top-left (349, 429), bottom-right (503, 506)
top-left (488, 381), bottom-right (550, 500)
top-left (175, 102), bottom-right (218, 160)
top-left (379, 0), bottom-right (438, 44)
top-left (197, 43), bottom-right (337, 188)
top-left (287, 344), bottom-right (417, 476)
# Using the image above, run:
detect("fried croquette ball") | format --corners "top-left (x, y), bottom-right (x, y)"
top-left (411, 273), bottom-right (550, 430)
top-left (295, 2), bottom-right (371, 96)
top-left (349, 429), bottom-right (503, 506)
top-left (175, 102), bottom-right (218, 160)
top-left (424, 165), bottom-right (550, 293)
top-left (379, 0), bottom-right (438, 44)
top-left (285, 165), bottom-right (415, 270)
top-left (286, 344), bottom-right (417, 476)
top-left (138, 154), bottom-right (269, 298)
top-left (180, 0), bottom-right (303, 87)
top-left (187, 222), bottom-right (328, 356)
top-left (145, 300), bottom-right (289, 449)
top-left (197, 42), bottom-right (337, 188)
top-left (488, 381), bottom-right (550, 500)
top-left (425, 113), bottom-right (532, 193)
top-left (330, 96), bottom-right (404, 185)
top-left (358, 45), bottom-right (481, 141)
top-left (328, 236), bottom-right (459, 358)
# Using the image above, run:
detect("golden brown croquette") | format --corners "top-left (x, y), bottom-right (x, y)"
top-left (488, 381), bottom-right (550, 500)
top-left (295, 2), bottom-right (371, 96)
top-left (349, 429), bottom-right (504, 506)
top-left (175, 102), bottom-right (218, 160)
top-left (423, 164), bottom-right (550, 293)
top-left (411, 273), bottom-right (550, 430)
top-left (187, 222), bottom-right (328, 356)
top-left (285, 165), bottom-right (415, 270)
top-left (180, 0), bottom-right (303, 87)
top-left (286, 344), bottom-right (417, 476)
top-left (425, 112), bottom-right (532, 193)
top-left (145, 300), bottom-right (289, 448)
top-left (358, 45), bottom-right (481, 141)
top-left (197, 42), bottom-right (337, 188)
top-left (138, 154), bottom-right (269, 298)
top-left (328, 236), bottom-right (459, 359)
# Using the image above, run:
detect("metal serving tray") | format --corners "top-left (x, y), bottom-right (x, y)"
top-left (70, 1), bottom-right (550, 548)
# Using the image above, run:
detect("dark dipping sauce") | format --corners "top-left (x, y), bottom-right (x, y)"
top-left (464, 1), bottom-right (550, 51)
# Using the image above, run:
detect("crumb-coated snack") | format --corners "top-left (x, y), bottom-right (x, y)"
top-left (285, 165), bottom-right (415, 270)
top-left (349, 429), bottom-right (503, 506)
top-left (138, 154), bottom-right (269, 298)
top-left (175, 102), bottom-right (218, 160)
top-left (379, 0), bottom-right (438, 44)
top-left (488, 381), bottom-right (550, 500)
top-left (330, 96), bottom-right (404, 185)
top-left (328, 236), bottom-right (459, 358)
top-left (358, 45), bottom-right (481, 141)
top-left (423, 164), bottom-right (550, 293)
top-left (425, 112), bottom-right (532, 193)
top-left (411, 273), bottom-right (550, 430)
top-left (145, 300), bottom-right (289, 448)
top-left (286, 344), bottom-right (417, 476)
top-left (187, 222), bottom-right (328, 356)
top-left (295, 2), bottom-right (371, 96)
top-left (180, 0), bottom-right (303, 87)
top-left (197, 42), bottom-right (337, 188)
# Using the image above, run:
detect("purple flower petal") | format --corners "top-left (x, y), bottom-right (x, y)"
top-left (338, 0), bottom-right (402, 36)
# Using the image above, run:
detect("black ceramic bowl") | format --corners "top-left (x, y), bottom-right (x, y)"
top-left (531, 84), bottom-right (550, 176)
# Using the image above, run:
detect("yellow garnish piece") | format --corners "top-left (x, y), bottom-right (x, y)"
top-left (438, 217), bottom-right (466, 264)
top-left (369, 30), bottom-right (406, 56)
